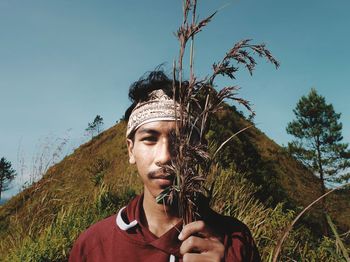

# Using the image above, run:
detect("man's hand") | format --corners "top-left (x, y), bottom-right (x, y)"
top-left (178, 220), bottom-right (225, 262)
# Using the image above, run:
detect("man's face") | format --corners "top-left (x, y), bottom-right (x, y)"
top-left (127, 121), bottom-right (176, 200)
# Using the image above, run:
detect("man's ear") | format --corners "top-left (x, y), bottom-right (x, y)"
top-left (127, 138), bottom-right (136, 164)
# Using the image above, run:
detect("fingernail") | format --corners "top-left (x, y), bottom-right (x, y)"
top-left (178, 232), bottom-right (183, 240)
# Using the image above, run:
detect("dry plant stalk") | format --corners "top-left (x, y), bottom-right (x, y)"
top-left (326, 214), bottom-right (350, 262)
top-left (272, 182), bottom-right (350, 262)
top-left (156, 0), bottom-right (279, 225)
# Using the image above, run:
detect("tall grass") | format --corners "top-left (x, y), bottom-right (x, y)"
top-left (210, 169), bottom-right (350, 261)
top-left (272, 182), bottom-right (350, 261)
top-left (1, 182), bottom-right (136, 262)
top-left (1, 165), bottom-right (348, 261)
top-left (1, 119), bottom-right (348, 261)
top-left (18, 133), bottom-right (71, 190)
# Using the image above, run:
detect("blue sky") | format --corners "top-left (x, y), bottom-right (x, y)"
top-left (1, 0), bottom-right (349, 198)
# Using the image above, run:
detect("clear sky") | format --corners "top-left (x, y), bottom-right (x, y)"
top-left (1, 0), bottom-right (349, 198)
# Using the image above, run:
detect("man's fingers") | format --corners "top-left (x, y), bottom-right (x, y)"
top-left (183, 253), bottom-right (202, 262)
top-left (178, 221), bottom-right (208, 241)
top-left (180, 236), bottom-right (211, 254)
top-left (183, 253), bottom-right (220, 262)
top-left (179, 221), bottom-right (225, 262)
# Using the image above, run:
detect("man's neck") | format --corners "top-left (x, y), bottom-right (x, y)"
top-left (142, 190), bottom-right (182, 237)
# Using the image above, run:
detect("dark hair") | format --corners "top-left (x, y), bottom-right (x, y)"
top-left (124, 69), bottom-right (204, 144)
top-left (124, 70), bottom-right (179, 121)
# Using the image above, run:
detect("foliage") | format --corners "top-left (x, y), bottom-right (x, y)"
top-left (158, 0), bottom-right (279, 224)
top-left (287, 88), bottom-right (350, 235)
top-left (308, 237), bottom-right (350, 262)
top-left (2, 183), bottom-right (136, 262)
top-left (3, 166), bottom-right (348, 262)
top-left (207, 105), bottom-right (288, 205)
top-left (0, 122), bottom-right (349, 261)
top-left (0, 157), bottom-right (16, 200)
top-left (209, 169), bottom-right (350, 261)
top-left (85, 115), bottom-right (104, 138)
top-left (19, 134), bottom-right (70, 190)
top-left (272, 181), bottom-right (350, 261)
top-left (287, 88), bottom-right (350, 187)
top-left (86, 157), bottom-right (110, 186)
top-left (0, 99), bottom-right (348, 261)
top-left (326, 213), bottom-right (350, 261)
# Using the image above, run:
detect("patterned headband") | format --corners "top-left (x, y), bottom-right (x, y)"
top-left (126, 89), bottom-right (181, 137)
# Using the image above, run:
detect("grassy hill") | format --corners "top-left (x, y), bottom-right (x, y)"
top-left (0, 107), bottom-right (349, 261)
top-left (209, 106), bottom-right (350, 232)
top-left (0, 198), bottom-right (8, 205)
top-left (0, 121), bottom-right (140, 235)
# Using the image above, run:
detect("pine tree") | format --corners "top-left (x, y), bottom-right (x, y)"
top-left (85, 115), bottom-right (104, 138)
top-left (93, 115), bottom-right (104, 134)
top-left (286, 88), bottom-right (350, 234)
top-left (0, 157), bottom-right (16, 200)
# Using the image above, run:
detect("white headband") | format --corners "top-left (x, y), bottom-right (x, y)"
top-left (126, 89), bottom-right (181, 137)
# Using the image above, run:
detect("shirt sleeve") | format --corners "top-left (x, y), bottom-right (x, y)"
top-left (69, 236), bottom-right (87, 262)
top-left (224, 224), bottom-right (261, 262)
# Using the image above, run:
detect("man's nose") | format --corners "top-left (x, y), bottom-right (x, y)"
top-left (155, 139), bottom-right (172, 165)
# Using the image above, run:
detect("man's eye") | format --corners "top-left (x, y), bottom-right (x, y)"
top-left (141, 136), bottom-right (157, 143)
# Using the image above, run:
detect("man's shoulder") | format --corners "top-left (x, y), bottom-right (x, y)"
top-left (75, 214), bottom-right (117, 245)
top-left (69, 214), bottom-right (119, 261)
top-left (206, 209), bottom-right (252, 236)
top-left (220, 214), bottom-right (252, 236)
top-left (206, 210), bottom-right (261, 261)
top-left (73, 195), bottom-right (141, 247)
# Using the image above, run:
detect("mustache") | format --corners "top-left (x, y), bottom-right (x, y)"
top-left (147, 169), bottom-right (173, 179)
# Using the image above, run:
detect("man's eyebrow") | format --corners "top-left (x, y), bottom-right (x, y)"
top-left (137, 128), bottom-right (160, 135)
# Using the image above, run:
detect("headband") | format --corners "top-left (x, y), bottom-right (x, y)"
top-left (126, 89), bottom-right (181, 137)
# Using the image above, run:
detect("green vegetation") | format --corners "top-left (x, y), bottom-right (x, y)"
top-left (3, 184), bottom-right (136, 262)
top-left (0, 157), bottom-right (16, 201)
top-left (85, 115), bottom-right (104, 138)
top-left (287, 88), bottom-right (350, 191)
top-left (0, 109), bottom-right (349, 261)
top-left (287, 88), bottom-right (350, 235)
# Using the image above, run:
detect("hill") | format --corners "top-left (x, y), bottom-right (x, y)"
top-left (0, 106), bottom-right (349, 260)
top-left (209, 106), bottom-right (350, 233)
top-left (0, 198), bottom-right (8, 206)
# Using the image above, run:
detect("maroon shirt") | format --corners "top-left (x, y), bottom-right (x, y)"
top-left (69, 195), bottom-right (260, 261)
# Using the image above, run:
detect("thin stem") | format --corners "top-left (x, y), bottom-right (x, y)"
top-left (272, 182), bottom-right (350, 262)
top-left (213, 125), bottom-right (254, 159)
top-left (189, 0), bottom-right (197, 83)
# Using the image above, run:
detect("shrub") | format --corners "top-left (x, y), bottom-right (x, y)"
top-left (2, 186), bottom-right (136, 261)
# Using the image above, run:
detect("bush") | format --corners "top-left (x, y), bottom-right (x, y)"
top-left (210, 169), bottom-right (349, 261)
top-left (2, 167), bottom-right (348, 261)
top-left (2, 186), bottom-right (136, 261)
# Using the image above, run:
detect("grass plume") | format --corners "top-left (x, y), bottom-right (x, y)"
top-left (158, 0), bottom-right (279, 224)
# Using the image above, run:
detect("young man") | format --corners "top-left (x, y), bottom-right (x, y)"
top-left (69, 71), bottom-right (260, 262)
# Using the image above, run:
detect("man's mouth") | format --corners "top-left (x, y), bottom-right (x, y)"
top-left (149, 170), bottom-right (174, 187)
top-left (149, 169), bottom-right (171, 179)
top-left (154, 177), bottom-right (173, 187)
top-left (155, 174), bottom-right (173, 179)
